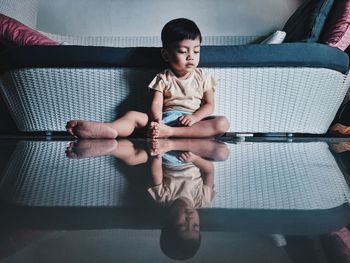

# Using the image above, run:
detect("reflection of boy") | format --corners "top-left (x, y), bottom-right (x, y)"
top-left (148, 150), bottom-right (216, 260)
top-left (148, 151), bottom-right (215, 208)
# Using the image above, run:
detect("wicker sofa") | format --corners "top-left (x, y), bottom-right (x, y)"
top-left (0, 40), bottom-right (349, 134)
top-left (0, 0), bottom-right (350, 134)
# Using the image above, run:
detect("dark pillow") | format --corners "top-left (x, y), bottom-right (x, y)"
top-left (283, 0), bottom-right (334, 43)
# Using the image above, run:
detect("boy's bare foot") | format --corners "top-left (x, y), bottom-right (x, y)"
top-left (66, 120), bottom-right (118, 139)
top-left (147, 122), bottom-right (160, 138)
top-left (156, 123), bottom-right (174, 138)
top-left (65, 139), bottom-right (119, 159)
top-left (329, 123), bottom-right (350, 135)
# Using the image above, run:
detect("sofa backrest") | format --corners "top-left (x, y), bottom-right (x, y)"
top-left (0, 0), bottom-right (38, 28)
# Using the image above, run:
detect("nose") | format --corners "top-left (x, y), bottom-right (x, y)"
top-left (187, 52), bottom-right (194, 60)
top-left (185, 209), bottom-right (195, 220)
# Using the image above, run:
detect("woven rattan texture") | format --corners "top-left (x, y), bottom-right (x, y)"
top-left (0, 141), bottom-right (348, 210)
top-left (213, 142), bottom-right (350, 210)
top-left (0, 68), bottom-right (158, 131)
top-left (0, 141), bottom-right (130, 207)
top-left (208, 67), bottom-right (349, 133)
top-left (0, 67), bottom-right (348, 133)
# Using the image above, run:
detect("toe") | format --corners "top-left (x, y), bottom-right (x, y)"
top-left (66, 120), bottom-right (76, 128)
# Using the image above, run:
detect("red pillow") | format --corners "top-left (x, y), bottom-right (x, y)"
top-left (319, 0), bottom-right (350, 51)
top-left (0, 13), bottom-right (58, 47)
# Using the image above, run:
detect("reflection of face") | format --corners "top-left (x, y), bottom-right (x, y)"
top-left (164, 38), bottom-right (201, 77)
top-left (173, 199), bottom-right (200, 240)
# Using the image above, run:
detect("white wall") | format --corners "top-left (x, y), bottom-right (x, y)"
top-left (37, 0), bottom-right (305, 37)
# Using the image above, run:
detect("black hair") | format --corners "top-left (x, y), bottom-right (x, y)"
top-left (161, 18), bottom-right (202, 48)
top-left (160, 224), bottom-right (202, 260)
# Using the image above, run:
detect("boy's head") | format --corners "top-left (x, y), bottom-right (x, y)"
top-left (161, 18), bottom-right (202, 77)
top-left (161, 18), bottom-right (202, 49)
top-left (160, 198), bottom-right (201, 260)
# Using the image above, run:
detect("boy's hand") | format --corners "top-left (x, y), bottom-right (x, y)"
top-left (178, 114), bottom-right (199, 126)
top-left (178, 151), bottom-right (198, 162)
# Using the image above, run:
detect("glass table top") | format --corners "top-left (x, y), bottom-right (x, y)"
top-left (0, 137), bottom-right (349, 262)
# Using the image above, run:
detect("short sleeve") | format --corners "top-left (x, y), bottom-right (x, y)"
top-left (201, 184), bottom-right (216, 207)
top-left (148, 73), bottom-right (167, 93)
top-left (147, 184), bottom-right (171, 204)
top-left (203, 72), bottom-right (217, 93)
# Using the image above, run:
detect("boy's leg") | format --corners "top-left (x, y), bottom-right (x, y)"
top-left (66, 111), bottom-right (149, 138)
top-left (66, 139), bottom-right (119, 159)
top-left (65, 139), bottom-right (148, 165)
top-left (155, 116), bottom-right (229, 138)
top-left (150, 138), bottom-right (229, 161)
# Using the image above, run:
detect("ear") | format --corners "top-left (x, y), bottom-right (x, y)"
top-left (161, 48), bottom-right (169, 62)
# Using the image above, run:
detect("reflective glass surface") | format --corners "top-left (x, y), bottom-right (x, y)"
top-left (0, 138), bottom-right (350, 262)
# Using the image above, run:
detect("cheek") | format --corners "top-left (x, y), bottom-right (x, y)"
top-left (172, 54), bottom-right (186, 64)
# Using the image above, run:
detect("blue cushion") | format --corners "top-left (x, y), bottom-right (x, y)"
top-left (283, 0), bottom-right (334, 43)
top-left (0, 43), bottom-right (348, 74)
top-left (200, 43), bottom-right (349, 73)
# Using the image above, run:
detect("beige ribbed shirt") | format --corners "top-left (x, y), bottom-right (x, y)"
top-left (148, 68), bottom-right (217, 113)
top-left (148, 164), bottom-right (215, 208)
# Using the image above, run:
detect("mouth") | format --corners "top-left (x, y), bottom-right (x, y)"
top-left (186, 63), bottom-right (195, 67)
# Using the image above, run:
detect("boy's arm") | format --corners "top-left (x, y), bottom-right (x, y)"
top-left (192, 156), bottom-right (214, 188)
top-left (150, 155), bottom-right (163, 186)
top-left (179, 152), bottom-right (214, 187)
top-left (178, 89), bottom-right (214, 126)
top-left (149, 90), bottom-right (164, 123)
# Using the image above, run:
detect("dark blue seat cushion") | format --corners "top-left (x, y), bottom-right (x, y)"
top-left (0, 43), bottom-right (348, 74)
top-left (283, 0), bottom-right (334, 43)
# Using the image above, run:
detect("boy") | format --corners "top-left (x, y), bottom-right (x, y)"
top-left (66, 18), bottom-right (229, 138)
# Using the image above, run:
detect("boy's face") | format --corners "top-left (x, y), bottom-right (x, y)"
top-left (163, 37), bottom-right (201, 77)
top-left (174, 207), bottom-right (200, 240)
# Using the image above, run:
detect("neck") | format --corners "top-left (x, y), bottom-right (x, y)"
top-left (171, 69), bottom-right (193, 79)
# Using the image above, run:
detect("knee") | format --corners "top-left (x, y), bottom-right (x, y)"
top-left (212, 142), bottom-right (230, 161)
top-left (215, 116), bottom-right (230, 134)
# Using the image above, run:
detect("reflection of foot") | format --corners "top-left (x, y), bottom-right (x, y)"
top-left (156, 123), bottom-right (174, 138)
top-left (329, 123), bottom-right (350, 135)
top-left (148, 139), bottom-right (173, 156)
top-left (66, 120), bottom-right (118, 139)
top-left (65, 139), bottom-right (118, 159)
top-left (331, 142), bottom-right (350, 153)
top-left (148, 139), bottom-right (160, 156)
